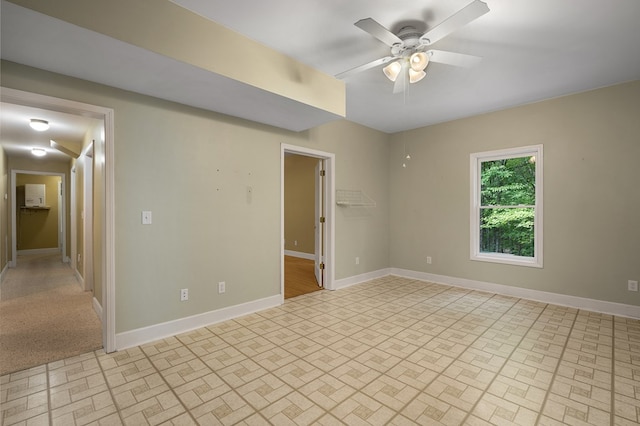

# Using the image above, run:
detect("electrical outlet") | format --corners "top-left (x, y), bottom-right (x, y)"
top-left (629, 280), bottom-right (638, 292)
top-left (426, 256), bottom-right (432, 264)
top-left (294, 240), bottom-right (298, 246)
top-left (180, 288), bottom-right (188, 301)
top-left (218, 281), bottom-right (226, 294)
top-left (355, 257), bottom-right (359, 265)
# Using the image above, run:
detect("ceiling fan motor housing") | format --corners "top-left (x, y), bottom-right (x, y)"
top-left (392, 26), bottom-right (426, 57)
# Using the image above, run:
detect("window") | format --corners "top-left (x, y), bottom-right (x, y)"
top-left (470, 145), bottom-right (543, 267)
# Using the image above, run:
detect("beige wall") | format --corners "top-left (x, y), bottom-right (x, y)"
top-left (8, 58), bottom-right (635, 337)
top-left (0, 61), bottom-right (390, 334)
top-left (389, 80), bottom-right (640, 306)
top-left (73, 154), bottom-right (85, 277)
top-left (284, 155), bottom-right (317, 254)
top-left (0, 146), bottom-right (7, 270)
top-left (16, 174), bottom-right (61, 250)
top-left (91, 122), bottom-right (105, 308)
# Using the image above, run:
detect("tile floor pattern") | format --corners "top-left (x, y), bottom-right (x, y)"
top-left (2, 276), bottom-right (640, 425)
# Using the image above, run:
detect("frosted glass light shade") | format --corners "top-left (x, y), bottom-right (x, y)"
top-left (410, 52), bottom-right (429, 71)
top-left (31, 148), bottom-right (47, 157)
top-left (383, 61), bottom-right (402, 81)
top-left (29, 119), bottom-right (49, 131)
top-left (409, 69), bottom-right (426, 83)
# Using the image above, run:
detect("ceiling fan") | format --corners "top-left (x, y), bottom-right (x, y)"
top-left (336, 0), bottom-right (489, 93)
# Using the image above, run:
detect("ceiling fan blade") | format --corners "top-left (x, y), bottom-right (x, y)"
top-left (335, 56), bottom-right (395, 79)
top-left (427, 49), bottom-right (482, 67)
top-left (392, 62), bottom-right (409, 94)
top-left (355, 18), bottom-right (402, 47)
top-left (420, 0), bottom-right (489, 46)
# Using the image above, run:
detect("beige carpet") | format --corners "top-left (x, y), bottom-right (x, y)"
top-left (0, 253), bottom-right (102, 375)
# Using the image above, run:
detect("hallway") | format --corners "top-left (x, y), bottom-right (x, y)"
top-left (0, 253), bottom-right (102, 375)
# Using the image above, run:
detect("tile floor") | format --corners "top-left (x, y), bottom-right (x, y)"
top-left (1, 276), bottom-right (639, 425)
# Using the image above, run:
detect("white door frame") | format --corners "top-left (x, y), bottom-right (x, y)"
top-left (1, 87), bottom-right (116, 353)
top-left (313, 160), bottom-right (324, 287)
top-left (281, 144), bottom-right (335, 299)
top-left (70, 165), bottom-right (77, 271)
top-left (11, 170), bottom-right (65, 263)
top-left (83, 148), bottom-right (94, 292)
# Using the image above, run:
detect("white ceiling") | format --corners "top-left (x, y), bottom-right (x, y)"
top-left (1, 0), bottom-right (640, 137)
top-left (173, 0), bottom-right (640, 133)
top-left (0, 102), bottom-right (98, 161)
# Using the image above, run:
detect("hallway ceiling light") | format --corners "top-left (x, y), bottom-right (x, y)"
top-left (29, 119), bottom-right (49, 131)
top-left (31, 148), bottom-right (47, 157)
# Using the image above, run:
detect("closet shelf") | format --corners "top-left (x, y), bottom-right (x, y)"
top-left (336, 189), bottom-right (376, 207)
top-left (20, 206), bottom-right (51, 210)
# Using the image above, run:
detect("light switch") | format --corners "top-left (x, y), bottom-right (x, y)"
top-left (142, 211), bottom-right (152, 225)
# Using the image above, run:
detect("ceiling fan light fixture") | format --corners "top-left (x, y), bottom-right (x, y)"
top-left (409, 52), bottom-right (429, 71)
top-left (383, 61), bottom-right (402, 82)
top-left (31, 148), bottom-right (47, 157)
top-left (29, 119), bottom-right (49, 131)
top-left (409, 69), bottom-right (426, 83)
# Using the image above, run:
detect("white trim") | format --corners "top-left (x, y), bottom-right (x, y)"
top-left (75, 269), bottom-right (85, 289)
top-left (2, 87), bottom-right (117, 353)
top-left (83, 151), bottom-right (94, 293)
top-left (333, 268), bottom-right (392, 291)
top-left (16, 248), bottom-right (60, 255)
top-left (70, 165), bottom-right (77, 272)
top-left (115, 294), bottom-right (281, 350)
top-left (390, 268), bottom-right (640, 319)
top-left (284, 250), bottom-right (315, 260)
top-left (470, 144), bottom-right (543, 268)
top-left (93, 297), bottom-right (103, 321)
top-left (281, 144), bottom-right (336, 297)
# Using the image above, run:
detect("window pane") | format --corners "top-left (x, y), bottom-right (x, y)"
top-left (481, 156), bottom-right (536, 206)
top-left (480, 207), bottom-right (535, 257)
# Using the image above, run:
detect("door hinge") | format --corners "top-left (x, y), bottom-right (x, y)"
top-left (319, 262), bottom-right (325, 270)
top-left (319, 170), bottom-right (326, 177)
top-left (319, 216), bottom-right (325, 223)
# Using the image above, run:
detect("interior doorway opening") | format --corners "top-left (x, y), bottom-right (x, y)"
top-left (281, 144), bottom-right (335, 301)
top-left (1, 87), bottom-right (115, 352)
top-left (11, 171), bottom-right (65, 265)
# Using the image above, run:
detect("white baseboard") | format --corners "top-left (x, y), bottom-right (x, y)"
top-left (390, 268), bottom-right (640, 319)
top-left (114, 268), bottom-right (639, 352)
top-left (93, 297), bottom-right (103, 321)
top-left (75, 269), bottom-right (85, 289)
top-left (284, 250), bottom-right (315, 260)
top-left (115, 294), bottom-right (282, 351)
top-left (333, 268), bottom-right (392, 290)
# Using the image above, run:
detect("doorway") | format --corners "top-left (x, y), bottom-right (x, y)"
top-left (11, 171), bottom-right (66, 265)
top-left (1, 87), bottom-right (116, 352)
top-left (281, 144), bottom-right (335, 301)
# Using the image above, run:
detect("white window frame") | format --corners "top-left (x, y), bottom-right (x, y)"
top-left (470, 145), bottom-right (543, 268)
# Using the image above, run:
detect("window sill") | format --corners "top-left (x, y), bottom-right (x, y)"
top-left (471, 253), bottom-right (543, 268)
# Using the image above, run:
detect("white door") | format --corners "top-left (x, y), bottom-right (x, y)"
top-left (314, 160), bottom-right (325, 287)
